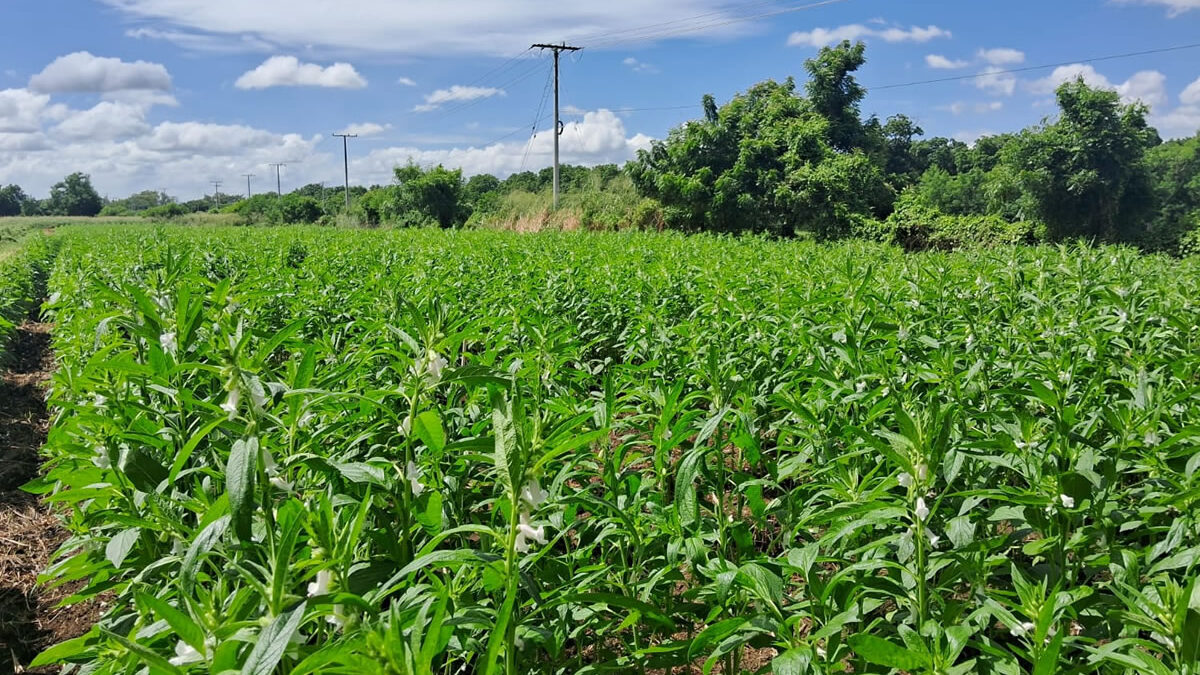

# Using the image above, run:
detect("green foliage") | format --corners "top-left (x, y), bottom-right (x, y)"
top-left (1007, 80), bottom-right (1159, 242)
top-left (269, 194), bottom-right (322, 225)
top-left (142, 202), bottom-right (189, 219)
top-left (876, 192), bottom-right (1042, 250)
top-left (29, 225), bottom-right (1200, 675)
top-left (803, 40), bottom-right (868, 153)
top-left (1145, 133), bottom-right (1200, 252)
top-left (394, 162), bottom-right (466, 228)
top-left (630, 76), bottom-right (889, 238)
top-left (46, 172), bottom-right (103, 217)
top-left (0, 184), bottom-right (31, 217)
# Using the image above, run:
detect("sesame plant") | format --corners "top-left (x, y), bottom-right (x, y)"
top-left (25, 226), bottom-right (1200, 674)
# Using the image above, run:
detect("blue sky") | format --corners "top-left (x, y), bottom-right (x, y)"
top-left (1, 0), bottom-right (1198, 199)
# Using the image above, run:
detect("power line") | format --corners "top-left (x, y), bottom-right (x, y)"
top-left (521, 62), bottom-right (556, 172)
top-left (871, 41), bottom-right (1200, 91)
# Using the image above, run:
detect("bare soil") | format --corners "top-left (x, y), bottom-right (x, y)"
top-left (0, 322), bottom-right (97, 674)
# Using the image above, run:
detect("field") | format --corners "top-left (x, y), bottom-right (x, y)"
top-left (7, 225), bottom-right (1200, 673)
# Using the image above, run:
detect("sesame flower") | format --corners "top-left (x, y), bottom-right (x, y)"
top-left (221, 388), bottom-right (240, 421)
top-left (898, 472), bottom-right (913, 488)
top-left (169, 640), bottom-right (203, 666)
top-left (307, 569), bottom-right (333, 597)
top-left (425, 350), bottom-right (449, 384)
top-left (520, 479), bottom-right (549, 509)
top-left (915, 497), bottom-right (930, 521)
top-left (514, 510), bottom-right (547, 553)
top-left (1010, 621), bottom-right (1036, 637)
top-left (160, 332), bottom-right (178, 357)
top-left (1059, 494), bottom-right (1075, 509)
top-left (406, 461), bottom-right (425, 496)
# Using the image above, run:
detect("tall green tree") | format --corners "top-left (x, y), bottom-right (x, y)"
top-left (803, 40), bottom-right (868, 153)
top-left (47, 172), bottom-right (103, 217)
top-left (394, 163), bottom-right (465, 228)
top-left (1144, 133), bottom-right (1200, 251)
top-left (1007, 80), bottom-right (1158, 241)
top-left (0, 184), bottom-right (28, 217)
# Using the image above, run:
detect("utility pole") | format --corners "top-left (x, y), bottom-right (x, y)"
top-left (332, 133), bottom-right (358, 209)
top-left (532, 42), bottom-right (581, 210)
top-left (269, 163), bottom-right (286, 196)
top-left (210, 180), bottom-right (222, 209)
top-left (242, 174), bottom-right (255, 200)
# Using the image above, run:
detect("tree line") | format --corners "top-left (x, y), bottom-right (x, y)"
top-left (3, 41), bottom-right (1197, 253)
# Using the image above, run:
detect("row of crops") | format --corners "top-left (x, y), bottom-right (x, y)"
top-left (0, 234), bottom-right (57, 362)
top-left (26, 226), bottom-right (1200, 673)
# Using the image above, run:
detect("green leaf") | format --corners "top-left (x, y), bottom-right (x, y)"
top-left (119, 446), bottom-right (167, 492)
top-left (227, 437), bottom-right (259, 542)
top-left (414, 410), bottom-right (446, 455)
top-left (105, 528), bottom-right (140, 569)
top-left (242, 602), bottom-right (307, 675)
top-left (848, 634), bottom-right (929, 670)
top-left (28, 630), bottom-right (97, 667)
top-left (773, 648), bottom-right (813, 675)
top-left (136, 592), bottom-right (206, 652)
top-left (181, 515), bottom-right (230, 593)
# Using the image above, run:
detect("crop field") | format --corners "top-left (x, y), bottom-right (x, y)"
top-left (11, 226), bottom-right (1200, 673)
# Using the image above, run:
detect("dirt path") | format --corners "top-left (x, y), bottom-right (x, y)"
top-left (0, 322), bottom-right (96, 674)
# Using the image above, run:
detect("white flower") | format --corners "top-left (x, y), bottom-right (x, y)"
top-left (397, 417), bottom-right (411, 437)
top-left (327, 606), bottom-right (347, 629)
top-left (1143, 431), bottom-right (1160, 447)
top-left (925, 530), bottom-right (941, 548)
top-left (856, 381), bottom-right (867, 394)
top-left (425, 350), bottom-right (449, 384)
top-left (908, 299), bottom-right (920, 309)
top-left (898, 472), bottom-right (913, 488)
top-left (520, 480), bottom-right (549, 508)
top-left (160, 332), bottom-right (178, 357)
top-left (307, 569), bottom-right (333, 597)
top-left (915, 498), bottom-right (930, 521)
top-left (916, 463), bottom-right (928, 481)
top-left (514, 510), bottom-right (547, 553)
top-left (270, 476), bottom-right (293, 492)
top-left (406, 461), bottom-right (425, 496)
top-left (168, 640), bottom-right (203, 666)
top-left (221, 388), bottom-right (239, 420)
top-left (92, 446), bottom-right (111, 469)
top-left (92, 394), bottom-right (108, 408)
top-left (47, 292), bottom-right (61, 305)
top-left (1059, 494), bottom-right (1075, 509)
top-left (832, 330), bottom-right (847, 344)
top-left (1010, 621), bottom-right (1036, 637)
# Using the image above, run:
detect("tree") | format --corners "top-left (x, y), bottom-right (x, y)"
top-left (47, 173), bottom-right (103, 217)
top-left (1007, 80), bottom-right (1159, 242)
top-left (394, 163), bottom-right (465, 228)
top-left (1144, 133), bottom-right (1200, 251)
top-left (629, 78), bottom-right (890, 238)
top-left (0, 184), bottom-right (29, 217)
top-left (803, 40), bottom-right (868, 153)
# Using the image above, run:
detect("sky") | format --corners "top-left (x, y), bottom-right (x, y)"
top-left (1, 0), bottom-right (1198, 200)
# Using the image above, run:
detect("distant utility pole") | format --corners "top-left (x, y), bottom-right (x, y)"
top-left (532, 42), bottom-right (581, 210)
top-left (331, 133), bottom-right (358, 209)
top-left (242, 174), bottom-right (255, 200)
top-left (269, 163), bottom-right (287, 196)
top-left (210, 180), bottom-right (222, 208)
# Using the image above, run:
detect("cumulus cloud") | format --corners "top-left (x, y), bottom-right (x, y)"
top-left (414, 86), bottom-right (505, 112)
top-left (52, 101), bottom-right (151, 141)
top-left (98, 0), bottom-right (757, 55)
top-left (978, 48), bottom-right (1025, 66)
top-left (235, 56), bottom-right (367, 89)
top-left (356, 109), bottom-right (652, 180)
top-left (1029, 65), bottom-right (1167, 110)
top-left (623, 57), bottom-right (659, 74)
top-left (974, 67), bottom-right (1018, 96)
top-left (28, 52), bottom-right (171, 93)
top-left (397, 77), bottom-right (417, 86)
top-left (338, 122), bottom-right (390, 137)
top-left (1152, 76), bottom-right (1200, 138)
top-left (946, 101), bottom-right (1004, 115)
top-left (1179, 76), bottom-right (1200, 105)
top-left (0, 89), bottom-right (56, 133)
top-left (925, 54), bottom-right (968, 70)
top-left (788, 23), bottom-right (950, 48)
top-left (1114, 0), bottom-right (1200, 17)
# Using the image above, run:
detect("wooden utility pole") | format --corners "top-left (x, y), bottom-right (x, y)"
top-left (269, 163), bottom-right (286, 196)
top-left (331, 133), bottom-right (358, 209)
top-left (242, 174), bottom-right (255, 200)
top-left (532, 43), bottom-right (581, 210)
top-left (210, 180), bottom-right (222, 208)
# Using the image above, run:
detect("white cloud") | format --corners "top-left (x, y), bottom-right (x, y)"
top-left (952, 129), bottom-right (995, 145)
top-left (925, 54), bottom-right (968, 70)
top-left (1029, 65), bottom-right (1167, 110)
top-left (0, 89), bottom-right (55, 133)
top-left (788, 23), bottom-right (950, 48)
top-left (978, 48), bottom-right (1025, 66)
top-left (338, 122), bottom-right (390, 137)
top-left (623, 57), bottom-right (659, 74)
top-left (974, 67), bottom-right (1017, 96)
top-left (414, 85), bottom-right (505, 112)
top-left (126, 27), bottom-right (275, 52)
top-left (235, 56), bottom-right (367, 89)
top-left (946, 101), bottom-right (1004, 115)
top-left (1114, 0), bottom-right (1200, 17)
top-left (53, 101), bottom-right (151, 141)
top-left (356, 109), bottom-right (651, 179)
top-left (99, 0), bottom-right (757, 55)
top-left (28, 52), bottom-right (171, 93)
top-left (397, 77), bottom-right (417, 86)
top-left (1179, 76), bottom-right (1200, 106)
